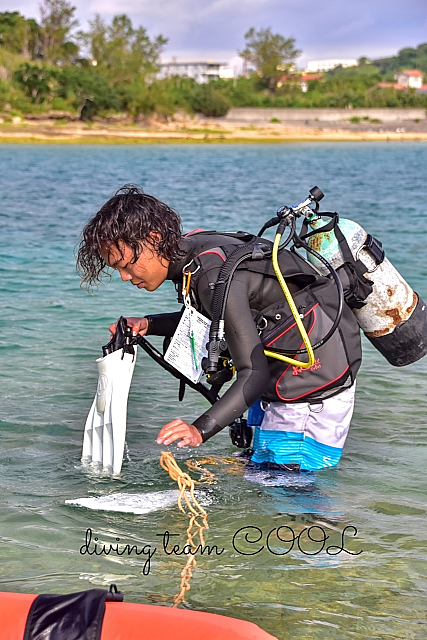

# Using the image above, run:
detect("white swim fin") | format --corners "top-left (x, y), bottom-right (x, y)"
top-left (66, 490), bottom-right (180, 514)
top-left (82, 318), bottom-right (137, 475)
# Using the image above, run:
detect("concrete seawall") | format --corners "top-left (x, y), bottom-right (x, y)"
top-left (223, 108), bottom-right (426, 124)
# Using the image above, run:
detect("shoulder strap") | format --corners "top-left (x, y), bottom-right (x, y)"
top-left (184, 230), bottom-right (256, 242)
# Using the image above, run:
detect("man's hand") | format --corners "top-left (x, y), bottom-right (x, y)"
top-left (157, 419), bottom-right (203, 448)
top-left (109, 317), bottom-right (148, 338)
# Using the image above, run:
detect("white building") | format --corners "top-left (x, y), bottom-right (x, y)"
top-left (395, 69), bottom-right (424, 89)
top-left (306, 59), bottom-right (358, 73)
top-left (159, 60), bottom-right (231, 83)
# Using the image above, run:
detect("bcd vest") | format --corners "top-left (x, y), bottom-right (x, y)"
top-left (178, 231), bottom-right (362, 403)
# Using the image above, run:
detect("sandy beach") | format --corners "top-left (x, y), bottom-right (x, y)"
top-left (1, 117), bottom-right (427, 143)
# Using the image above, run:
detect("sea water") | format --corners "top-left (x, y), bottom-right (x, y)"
top-left (0, 142), bottom-right (426, 639)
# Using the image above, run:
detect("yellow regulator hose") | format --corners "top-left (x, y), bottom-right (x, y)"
top-left (263, 232), bottom-right (315, 369)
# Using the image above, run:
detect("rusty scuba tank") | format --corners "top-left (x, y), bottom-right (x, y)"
top-left (302, 200), bottom-right (427, 367)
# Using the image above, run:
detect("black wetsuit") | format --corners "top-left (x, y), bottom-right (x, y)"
top-left (146, 233), bottom-right (362, 442)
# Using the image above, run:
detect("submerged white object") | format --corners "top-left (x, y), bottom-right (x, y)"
top-left (66, 490), bottom-right (180, 514)
top-left (82, 349), bottom-right (136, 474)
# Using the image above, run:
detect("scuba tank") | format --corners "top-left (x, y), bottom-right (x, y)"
top-left (300, 188), bottom-right (427, 367)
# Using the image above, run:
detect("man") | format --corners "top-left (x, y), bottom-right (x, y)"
top-left (77, 185), bottom-right (361, 471)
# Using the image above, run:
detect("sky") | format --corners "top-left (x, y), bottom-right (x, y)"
top-left (2, 0), bottom-right (427, 70)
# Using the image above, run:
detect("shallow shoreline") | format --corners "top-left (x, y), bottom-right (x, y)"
top-left (1, 120), bottom-right (427, 144)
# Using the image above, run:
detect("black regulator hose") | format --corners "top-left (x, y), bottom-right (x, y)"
top-left (258, 215), bottom-right (280, 237)
top-left (216, 223), bottom-right (294, 336)
top-left (204, 242), bottom-right (271, 375)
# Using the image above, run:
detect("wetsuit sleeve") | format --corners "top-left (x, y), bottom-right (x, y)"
top-left (192, 274), bottom-right (270, 441)
top-left (145, 311), bottom-right (183, 337)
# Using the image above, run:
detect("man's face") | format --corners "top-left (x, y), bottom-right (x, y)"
top-left (101, 239), bottom-right (170, 292)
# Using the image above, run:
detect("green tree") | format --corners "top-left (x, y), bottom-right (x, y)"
top-left (78, 14), bottom-right (106, 66)
top-left (190, 82), bottom-right (231, 117)
top-left (415, 43), bottom-right (427, 74)
top-left (39, 0), bottom-right (79, 64)
top-left (372, 43), bottom-right (427, 75)
top-left (57, 66), bottom-right (121, 118)
top-left (239, 27), bottom-right (301, 94)
top-left (14, 62), bottom-right (58, 103)
top-left (0, 11), bottom-right (40, 58)
top-left (119, 77), bottom-right (186, 120)
top-left (396, 47), bottom-right (417, 69)
top-left (79, 14), bottom-right (167, 85)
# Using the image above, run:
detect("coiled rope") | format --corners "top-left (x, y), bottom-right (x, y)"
top-left (159, 452), bottom-right (246, 607)
top-left (160, 451), bottom-right (209, 607)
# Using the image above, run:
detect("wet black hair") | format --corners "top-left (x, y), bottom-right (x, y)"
top-left (77, 185), bottom-right (183, 290)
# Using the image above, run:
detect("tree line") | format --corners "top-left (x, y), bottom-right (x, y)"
top-left (0, 1), bottom-right (426, 121)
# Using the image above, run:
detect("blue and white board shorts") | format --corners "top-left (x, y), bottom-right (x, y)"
top-left (249, 384), bottom-right (356, 471)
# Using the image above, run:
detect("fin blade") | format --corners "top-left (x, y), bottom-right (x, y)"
top-left (110, 351), bottom-right (137, 475)
top-left (82, 348), bottom-right (136, 474)
top-left (82, 397), bottom-right (96, 460)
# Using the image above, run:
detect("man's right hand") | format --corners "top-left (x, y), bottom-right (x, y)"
top-left (109, 317), bottom-right (149, 338)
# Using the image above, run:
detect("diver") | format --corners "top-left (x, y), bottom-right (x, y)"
top-left (77, 185), bottom-right (363, 472)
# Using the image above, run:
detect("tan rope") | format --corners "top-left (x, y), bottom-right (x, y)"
top-left (186, 455), bottom-right (247, 478)
top-left (159, 452), bottom-right (248, 607)
top-left (160, 451), bottom-right (209, 607)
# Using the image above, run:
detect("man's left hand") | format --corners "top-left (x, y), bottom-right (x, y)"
top-left (156, 419), bottom-right (203, 448)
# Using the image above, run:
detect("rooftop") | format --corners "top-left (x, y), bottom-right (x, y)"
top-left (400, 69), bottom-right (424, 77)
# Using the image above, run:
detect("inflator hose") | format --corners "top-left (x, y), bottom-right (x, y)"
top-left (277, 229), bottom-right (344, 354)
top-left (264, 229), bottom-right (315, 368)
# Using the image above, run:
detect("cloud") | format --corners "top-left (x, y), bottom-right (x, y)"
top-left (2, 0), bottom-right (427, 66)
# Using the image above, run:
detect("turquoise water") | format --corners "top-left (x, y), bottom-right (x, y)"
top-left (1, 142), bottom-right (426, 639)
